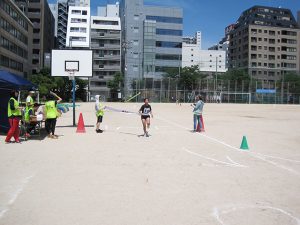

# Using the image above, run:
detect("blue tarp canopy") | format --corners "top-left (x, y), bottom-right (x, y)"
top-left (0, 70), bottom-right (37, 90)
top-left (0, 70), bottom-right (37, 133)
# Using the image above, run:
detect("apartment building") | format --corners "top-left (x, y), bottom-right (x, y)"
top-left (0, 0), bottom-right (33, 77)
top-left (228, 6), bottom-right (300, 81)
top-left (66, 6), bottom-right (90, 48)
top-left (89, 4), bottom-right (121, 98)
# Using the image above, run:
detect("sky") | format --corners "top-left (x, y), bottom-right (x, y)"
top-left (48, 0), bottom-right (300, 49)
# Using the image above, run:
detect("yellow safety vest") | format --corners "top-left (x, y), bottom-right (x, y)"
top-left (96, 103), bottom-right (104, 117)
top-left (45, 101), bottom-right (57, 119)
top-left (7, 97), bottom-right (21, 117)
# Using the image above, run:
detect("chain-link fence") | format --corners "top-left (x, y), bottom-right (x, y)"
top-left (127, 78), bottom-right (300, 104)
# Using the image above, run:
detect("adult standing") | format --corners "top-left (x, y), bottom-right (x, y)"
top-left (139, 98), bottom-right (153, 137)
top-left (45, 91), bottom-right (62, 139)
top-left (192, 95), bottom-right (204, 132)
top-left (5, 90), bottom-right (23, 143)
top-left (26, 90), bottom-right (35, 112)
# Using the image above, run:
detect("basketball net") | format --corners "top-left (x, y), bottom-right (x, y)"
top-left (66, 70), bottom-right (76, 81)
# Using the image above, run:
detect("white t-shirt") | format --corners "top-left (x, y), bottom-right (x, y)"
top-left (26, 96), bottom-right (32, 103)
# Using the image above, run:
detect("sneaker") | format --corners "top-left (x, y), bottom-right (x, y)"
top-left (145, 132), bottom-right (149, 137)
top-left (25, 133), bottom-right (31, 138)
top-left (96, 129), bottom-right (102, 133)
top-left (47, 134), bottom-right (53, 138)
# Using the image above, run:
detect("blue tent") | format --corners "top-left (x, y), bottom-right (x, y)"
top-left (0, 70), bottom-right (37, 133)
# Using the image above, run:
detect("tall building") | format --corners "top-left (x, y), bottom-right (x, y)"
top-left (119, 0), bottom-right (183, 95)
top-left (28, 0), bottom-right (55, 73)
top-left (208, 24), bottom-right (234, 68)
top-left (49, 0), bottom-right (68, 49)
top-left (0, 0), bottom-right (33, 77)
top-left (89, 3), bottom-right (121, 98)
top-left (228, 6), bottom-right (300, 81)
top-left (66, 6), bottom-right (90, 48)
top-left (182, 31), bottom-right (227, 74)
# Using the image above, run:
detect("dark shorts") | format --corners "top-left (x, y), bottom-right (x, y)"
top-left (141, 115), bottom-right (150, 120)
top-left (97, 116), bottom-right (103, 123)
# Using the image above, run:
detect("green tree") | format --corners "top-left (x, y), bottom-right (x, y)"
top-left (107, 71), bottom-right (123, 91)
top-left (221, 69), bottom-right (250, 82)
top-left (282, 72), bottom-right (300, 93)
top-left (165, 65), bottom-right (207, 90)
top-left (28, 68), bottom-right (88, 102)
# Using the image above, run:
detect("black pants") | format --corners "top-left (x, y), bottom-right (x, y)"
top-left (46, 118), bottom-right (57, 135)
top-left (26, 123), bottom-right (36, 134)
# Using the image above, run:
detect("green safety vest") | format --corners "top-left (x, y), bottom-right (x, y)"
top-left (25, 109), bottom-right (31, 123)
top-left (45, 101), bottom-right (57, 119)
top-left (26, 95), bottom-right (34, 111)
top-left (96, 103), bottom-right (104, 117)
top-left (7, 97), bottom-right (21, 117)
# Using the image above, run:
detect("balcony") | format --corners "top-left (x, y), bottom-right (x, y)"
top-left (93, 65), bottom-right (120, 71)
top-left (91, 32), bottom-right (120, 39)
top-left (91, 44), bottom-right (120, 49)
top-left (93, 54), bottom-right (120, 60)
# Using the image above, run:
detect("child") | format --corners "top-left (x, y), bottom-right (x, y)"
top-left (95, 95), bottom-right (105, 133)
top-left (139, 98), bottom-right (153, 137)
top-left (192, 95), bottom-right (204, 132)
top-left (45, 91), bottom-right (62, 139)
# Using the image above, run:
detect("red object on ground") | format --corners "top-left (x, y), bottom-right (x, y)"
top-left (197, 115), bottom-right (205, 132)
top-left (76, 113), bottom-right (86, 133)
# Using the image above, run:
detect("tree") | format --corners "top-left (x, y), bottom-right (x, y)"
top-left (107, 71), bottom-right (123, 91)
top-left (281, 72), bottom-right (300, 94)
top-left (28, 68), bottom-right (88, 102)
top-left (221, 69), bottom-right (250, 82)
top-left (165, 65), bottom-right (207, 90)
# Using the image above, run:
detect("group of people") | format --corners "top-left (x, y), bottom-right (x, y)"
top-left (5, 91), bottom-right (204, 143)
top-left (5, 90), bottom-right (62, 144)
top-left (94, 95), bottom-right (203, 138)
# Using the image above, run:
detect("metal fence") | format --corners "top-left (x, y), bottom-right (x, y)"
top-left (127, 78), bottom-right (300, 104)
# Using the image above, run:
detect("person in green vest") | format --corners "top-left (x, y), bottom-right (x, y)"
top-left (95, 95), bottom-right (105, 133)
top-left (24, 103), bottom-right (39, 138)
top-left (5, 90), bottom-right (23, 143)
top-left (45, 91), bottom-right (62, 139)
top-left (26, 90), bottom-right (35, 112)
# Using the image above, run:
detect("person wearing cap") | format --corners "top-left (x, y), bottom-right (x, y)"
top-left (26, 90), bottom-right (35, 112)
top-left (5, 90), bottom-right (23, 143)
top-left (95, 95), bottom-right (105, 133)
top-left (45, 91), bottom-right (62, 139)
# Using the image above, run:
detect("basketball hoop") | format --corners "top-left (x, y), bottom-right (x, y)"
top-left (66, 69), bottom-right (76, 81)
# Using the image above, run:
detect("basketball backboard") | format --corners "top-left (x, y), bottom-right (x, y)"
top-left (51, 50), bottom-right (93, 77)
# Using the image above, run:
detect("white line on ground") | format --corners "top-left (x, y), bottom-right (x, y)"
top-left (226, 156), bottom-right (247, 167)
top-left (0, 174), bottom-right (35, 220)
top-left (255, 153), bottom-right (300, 163)
top-left (157, 115), bottom-right (299, 176)
top-left (182, 147), bottom-right (247, 168)
top-left (213, 204), bottom-right (300, 225)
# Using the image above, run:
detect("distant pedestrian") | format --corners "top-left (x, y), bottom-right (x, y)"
top-left (139, 98), bottom-right (153, 137)
top-left (192, 95), bottom-right (204, 132)
top-left (5, 90), bottom-right (23, 143)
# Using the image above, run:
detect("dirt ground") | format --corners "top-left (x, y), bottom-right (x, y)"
top-left (0, 103), bottom-right (300, 225)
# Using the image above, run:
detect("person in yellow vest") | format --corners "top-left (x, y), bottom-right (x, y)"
top-left (95, 95), bottom-right (105, 133)
top-left (5, 90), bottom-right (23, 143)
top-left (45, 91), bottom-right (62, 139)
top-left (24, 103), bottom-right (39, 138)
top-left (26, 90), bottom-right (35, 112)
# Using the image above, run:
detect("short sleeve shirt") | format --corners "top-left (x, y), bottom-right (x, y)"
top-left (140, 104), bottom-right (152, 116)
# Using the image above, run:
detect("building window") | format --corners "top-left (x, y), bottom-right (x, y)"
top-left (156, 41), bottom-right (182, 48)
top-left (133, 40), bottom-right (139, 46)
top-left (82, 10), bottom-right (87, 15)
top-left (133, 27), bottom-right (139, 33)
top-left (134, 15), bottom-right (139, 20)
top-left (146, 15), bottom-right (182, 24)
top-left (156, 29), bottom-right (182, 36)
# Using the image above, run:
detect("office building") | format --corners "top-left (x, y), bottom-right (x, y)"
top-left (66, 6), bottom-right (90, 48)
top-left (89, 3), bottom-right (121, 98)
top-left (0, 0), bottom-right (33, 77)
top-left (27, 0), bottom-right (55, 73)
top-left (228, 6), bottom-right (300, 81)
top-left (182, 32), bottom-right (227, 73)
top-left (68, 0), bottom-right (90, 7)
top-left (119, 0), bottom-right (183, 95)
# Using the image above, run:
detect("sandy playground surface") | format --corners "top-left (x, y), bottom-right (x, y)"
top-left (0, 103), bottom-right (300, 225)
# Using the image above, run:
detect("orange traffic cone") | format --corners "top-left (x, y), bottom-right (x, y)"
top-left (76, 113), bottom-right (86, 133)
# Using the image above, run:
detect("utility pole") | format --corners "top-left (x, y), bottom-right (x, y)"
top-left (215, 56), bottom-right (218, 92)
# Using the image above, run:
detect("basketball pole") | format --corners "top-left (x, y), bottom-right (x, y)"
top-left (72, 78), bottom-right (76, 127)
